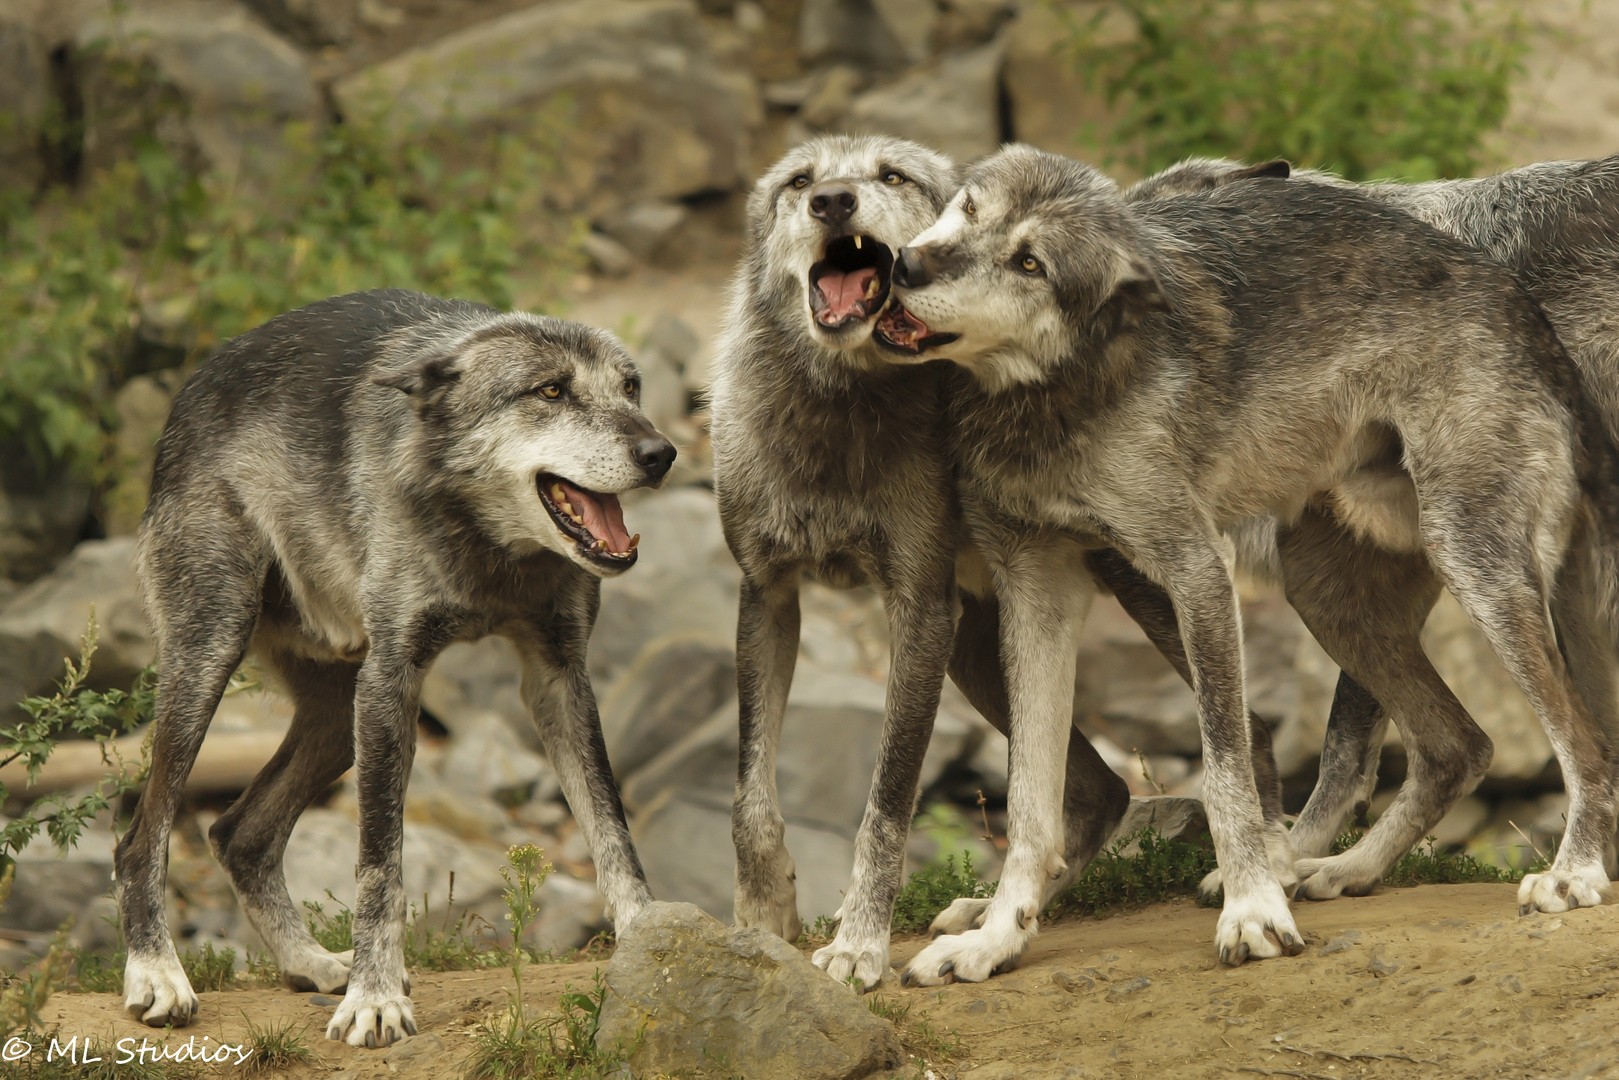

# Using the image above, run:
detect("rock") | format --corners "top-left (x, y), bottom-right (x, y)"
top-left (420, 637), bottom-right (533, 745)
top-left (1366, 951), bottom-right (1402, 978)
top-left (438, 712), bottom-right (560, 807)
top-left (800, 65), bottom-right (866, 129)
top-left (1000, 2), bottom-right (1126, 155)
top-left (2, 859), bottom-right (113, 933)
top-left (1052, 970), bottom-right (1095, 994)
top-left (799, 0), bottom-right (917, 70)
top-left (1106, 796), bottom-right (1209, 854)
top-left (75, 1), bottom-right (323, 182)
top-left (0, 440), bottom-right (93, 584)
top-left (103, 373), bottom-right (180, 537)
top-left (596, 902), bottom-right (904, 1079)
top-left (382, 1033), bottom-right (447, 1069)
top-left (530, 873), bottom-right (609, 953)
top-left (643, 313), bottom-right (702, 377)
top-left (0, 539), bottom-right (150, 723)
top-left (1430, 795), bottom-right (1490, 847)
top-left (582, 232), bottom-right (638, 276)
top-left (67, 895), bottom-right (121, 952)
top-left (931, 0), bottom-right (1015, 52)
top-left (1105, 976), bottom-right (1149, 1003)
top-left (0, 16), bottom-right (51, 190)
top-left (601, 633), bottom-right (736, 780)
top-left (238, 0), bottom-right (359, 47)
top-left (598, 200), bottom-right (689, 262)
top-left (332, 0), bottom-right (758, 213)
top-left (844, 41), bottom-right (1004, 163)
top-left (1319, 930), bottom-right (1362, 957)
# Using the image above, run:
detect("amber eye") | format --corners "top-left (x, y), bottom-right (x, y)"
top-left (538, 383), bottom-right (562, 399)
top-left (1019, 254), bottom-right (1042, 275)
top-left (882, 171), bottom-right (906, 186)
top-left (623, 378), bottom-right (639, 397)
top-left (791, 174), bottom-right (811, 189)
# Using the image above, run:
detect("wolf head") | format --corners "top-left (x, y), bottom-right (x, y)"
top-left (878, 145), bottom-right (1176, 391)
top-left (374, 316), bottom-right (675, 576)
top-left (737, 133), bottom-right (958, 365)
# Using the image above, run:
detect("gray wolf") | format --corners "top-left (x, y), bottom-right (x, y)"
top-left (115, 289), bottom-right (674, 1046)
top-left (877, 144), bottom-right (1619, 983)
top-left (1129, 153), bottom-right (1619, 905)
top-left (712, 135), bottom-right (1294, 989)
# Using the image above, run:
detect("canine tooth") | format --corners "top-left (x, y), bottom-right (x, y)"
top-left (570, 512), bottom-right (583, 523)
top-left (628, 534), bottom-right (640, 552)
top-left (865, 277), bottom-right (880, 300)
top-left (854, 235), bottom-right (862, 250)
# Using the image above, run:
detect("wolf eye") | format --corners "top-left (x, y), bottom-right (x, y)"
top-left (623, 378), bottom-right (640, 397)
top-left (1018, 254), bottom-right (1044, 276)
top-left (537, 383), bottom-right (563, 399)
top-left (882, 170), bottom-right (907, 186)
top-left (790, 174), bottom-right (811, 189)
top-left (962, 195), bottom-right (977, 217)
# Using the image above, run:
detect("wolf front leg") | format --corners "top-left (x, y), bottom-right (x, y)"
top-left (814, 563), bottom-right (956, 990)
top-left (902, 530), bottom-right (1094, 986)
top-left (731, 572), bottom-right (806, 942)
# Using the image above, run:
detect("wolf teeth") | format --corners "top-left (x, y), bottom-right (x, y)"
top-left (854, 235), bottom-right (863, 250)
top-left (628, 534), bottom-right (640, 552)
top-left (865, 277), bottom-right (880, 300)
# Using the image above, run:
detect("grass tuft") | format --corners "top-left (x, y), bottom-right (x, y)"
top-left (241, 1015), bottom-right (314, 1076)
top-left (178, 942), bottom-right (235, 993)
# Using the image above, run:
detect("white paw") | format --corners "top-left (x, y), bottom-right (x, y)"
top-left (1518, 865), bottom-right (1614, 915)
top-left (279, 947), bottom-right (353, 993)
top-left (1202, 826), bottom-right (1299, 899)
top-left (928, 897), bottom-right (992, 937)
top-left (1214, 881), bottom-right (1303, 966)
top-left (734, 881), bottom-right (803, 943)
top-left (812, 927), bottom-right (889, 992)
top-left (900, 909), bottom-right (1035, 987)
top-left (124, 952), bottom-right (200, 1027)
top-left (325, 986), bottom-right (417, 1048)
top-left (1293, 854), bottom-right (1380, 901)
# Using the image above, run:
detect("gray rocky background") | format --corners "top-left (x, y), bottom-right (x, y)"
top-left (0, 0), bottom-right (1615, 968)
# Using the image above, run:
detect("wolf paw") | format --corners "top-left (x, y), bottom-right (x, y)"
top-left (326, 986), bottom-right (417, 1048)
top-left (1292, 855), bottom-right (1381, 901)
top-left (735, 886), bottom-right (803, 943)
top-left (280, 947), bottom-right (353, 994)
top-left (813, 929), bottom-right (889, 992)
top-left (900, 910), bottom-right (1035, 987)
top-left (928, 897), bottom-right (992, 938)
top-left (1518, 866), bottom-right (1614, 915)
top-left (1214, 883), bottom-right (1303, 966)
top-left (124, 953), bottom-right (200, 1027)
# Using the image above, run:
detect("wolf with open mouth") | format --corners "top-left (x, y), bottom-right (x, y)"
top-left (115, 290), bottom-right (673, 1049)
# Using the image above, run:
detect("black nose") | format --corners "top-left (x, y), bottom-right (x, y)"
top-left (893, 246), bottom-right (933, 288)
top-left (809, 182), bottom-right (857, 224)
top-left (634, 437), bottom-right (677, 480)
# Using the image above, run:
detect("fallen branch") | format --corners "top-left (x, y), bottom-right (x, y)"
top-left (0, 729), bottom-right (285, 797)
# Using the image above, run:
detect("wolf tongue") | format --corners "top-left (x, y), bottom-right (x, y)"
top-left (816, 267), bottom-right (878, 322)
top-left (558, 481), bottom-right (633, 553)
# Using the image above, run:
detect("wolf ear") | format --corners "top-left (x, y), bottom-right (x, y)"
top-left (1094, 258), bottom-right (1171, 335)
top-left (1234, 159), bottom-right (1290, 181)
top-left (373, 352), bottom-right (462, 399)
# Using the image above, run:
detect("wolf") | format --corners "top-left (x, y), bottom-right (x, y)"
top-left (114, 289), bottom-right (674, 1047)
top-left (876, 144), bottom-right (1619, 983)
top-left (1128, 153), bottom-right (1619, 902)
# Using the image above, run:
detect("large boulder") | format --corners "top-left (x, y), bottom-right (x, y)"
top-left (799, 0), bottom-right (937, 68)
top-left (0, 442), bottom-right (92, 584)
top-left (600, 632), bottom-right (736, 780)
top-left (331, 0), bottom-right (759, 213)
top-left (0, 539), bottom-right (149, 723)
top-left (843, 40), bottom-right (1005, 163)
top-left (0, 15), bottom-right (51, 190)
top-left (596, 902), bottom-right (904, 1080)
top-left (74, 0), bottom-right (323, 181)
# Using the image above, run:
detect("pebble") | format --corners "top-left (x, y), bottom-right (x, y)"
top-left (1319, 929), bottom-right (1363, 956)
top-left (1500, 974), bottom-right (1524, 993)
top-left (1366, 951), bottom-right (1403, 977)
top-left (1106, 976), bottom-right (1150, 1003)
top-left (965, 999), bottom-right (988, 1015)
top-left (308, 995), bottom-right (341, 1006)
top-left (1052, 971), bottom-right (1096, 994)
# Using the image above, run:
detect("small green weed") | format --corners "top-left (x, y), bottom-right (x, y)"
top-left (1331, 830), bottom-right (1526, 885)
top-left (891, 853), bottom-right (994, 935)
top-left (70, 947), bottom-right (125, 995)
top-left (302, 892), bottom-right (355, 955)
top-left (178, 942), bottom-right (235, 993)
top-left (868, 995), bottom-right (966, 1072)
top-left (465, 971), bottom-right (630, 1080)
top-left (240, 1015), bottom-right (314, 1076)
top-left (1052, 828), bottom-right (1219, 918)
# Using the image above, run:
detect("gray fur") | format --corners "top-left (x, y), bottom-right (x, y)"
top-left (1129, 154), bottom-right (1619, 899)
top-left (116, 290), bottom-right (672, 1046)
top-left (882, 145), bottom-right (1619, 984)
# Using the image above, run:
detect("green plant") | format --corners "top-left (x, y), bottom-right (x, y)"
top-left (404, 878), bottom-right (503, 973)
top-left (465, 971), bottom-right (630, 1080)
top-left (302, 892), bottom-right (355, 955)
top-left (241, 1015), bottom-right (314, 1075)
top-left (178, 942), bottom-right (235, 993)
top-left (0, 101), bottom-right (577, 484)
top-left (1064, 0), bottom-right (1527, 181)
top-left (891, 853), bottom-right (994, 935)
top-left (70, 947), bottom-right (125, 995)
top-left (1051, 828), bottom-right (1219, 918)
top-left (1331, 830), bottom-right (1523, 885)
top-left (868, 995), bottom-right (966, 1071)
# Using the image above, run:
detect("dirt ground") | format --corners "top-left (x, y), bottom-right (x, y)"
top-left (31, 884), bottom-right (1619, 1079)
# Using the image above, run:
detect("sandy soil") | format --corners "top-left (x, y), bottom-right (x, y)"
top-left (32, 884), bottom-right (1619, 1079)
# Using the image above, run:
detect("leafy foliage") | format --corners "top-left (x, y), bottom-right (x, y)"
top-left (0, 110), bottom-right (576, 482)
top-left (1050, 828), bottom-right (1219, 918)
top-left (1065, 0), bottom-right (1527, 180)
top-left (891, 852), bottom-right (994, 935)
top-left (1332, 830), bottom-right (1523, 885)
top-left (178, 942), bottom-right (236, 994)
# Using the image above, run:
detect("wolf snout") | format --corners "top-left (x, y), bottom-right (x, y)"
top-left (893, 246), bottom-right (933, 288)
top-left (809, 182), bottom-right (857, 224)
top-left (634, 436), bottom-right (677, 481)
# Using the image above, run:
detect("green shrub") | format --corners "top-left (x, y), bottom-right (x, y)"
top-left (0, 111), bottom-right (577, 484)
top-left (1050, 827), bottom-right (1219, 918)
top-left (1065, 0), bottom-right (1527, 180)
top-left (891, 853), bottom-right (994, 935)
